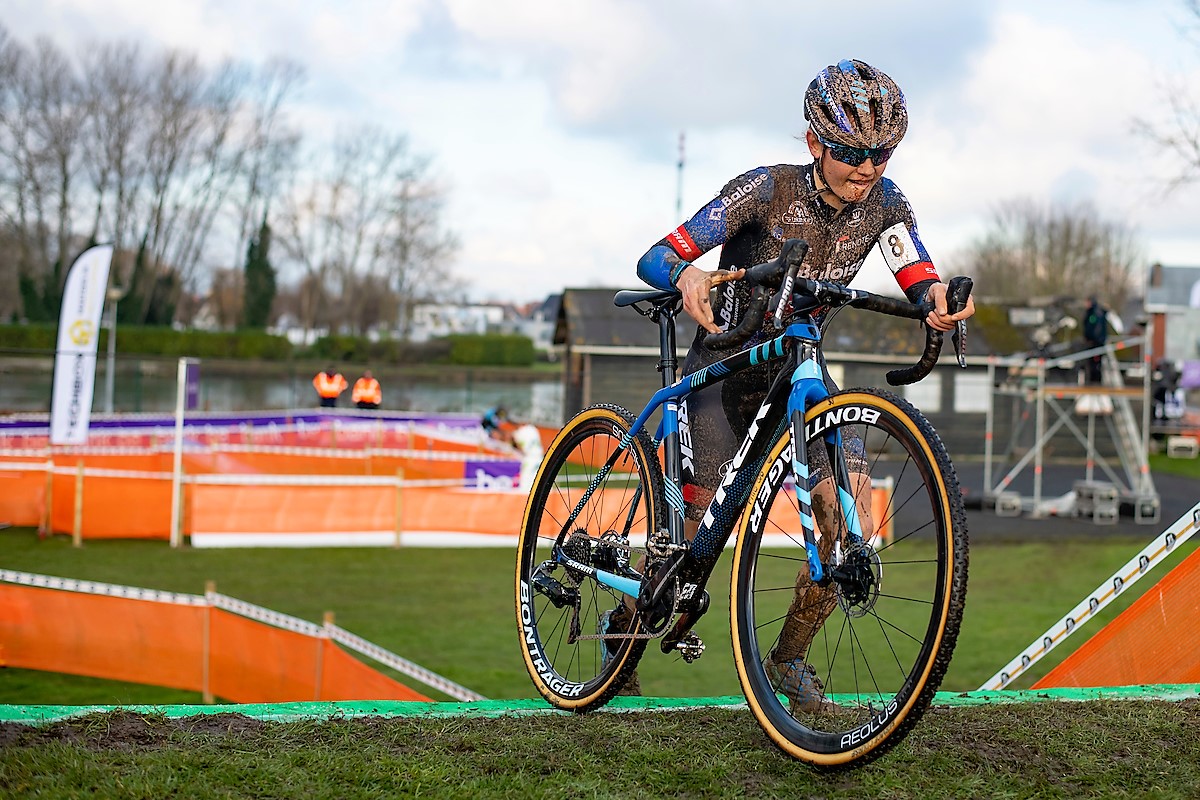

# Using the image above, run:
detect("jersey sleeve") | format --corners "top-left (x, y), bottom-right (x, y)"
top-left (876, 179), bottom-right (939, 301)
top-left (637, 167), bottom-right (774, 290)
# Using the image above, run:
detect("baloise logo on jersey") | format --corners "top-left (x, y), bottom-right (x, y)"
top-left (707, 171), bottom-right (770, 222)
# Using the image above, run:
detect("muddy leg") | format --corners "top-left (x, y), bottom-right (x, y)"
top-left (771, 472), bottom-right (874, 662)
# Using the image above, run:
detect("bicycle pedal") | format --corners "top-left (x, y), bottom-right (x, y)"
top-left (674, 632), bottom-right (705, 663)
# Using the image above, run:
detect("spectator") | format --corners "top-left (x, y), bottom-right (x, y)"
top-left (1081, 297), bottom-right (1108, 384)
top-left (511, 423), bottom-right (545, 491)
top-left (353, 370), bottom-right (382, 409)
top-left (313, 366), bottom-right (348, 408)
top-left (481, 405), bottom-right (512, 445)
top-left (1153, 361), bottom-right (1185, 426)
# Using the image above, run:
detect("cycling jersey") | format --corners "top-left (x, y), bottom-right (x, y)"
top-left (638, 162), bottom-right (939, 310)
top-left (636, 162), bottom-right (939, 520)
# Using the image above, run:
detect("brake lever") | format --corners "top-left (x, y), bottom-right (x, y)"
top-left (945, 276), bottom-right (973, 368)
top-left (772, 261), bottom-right (801, 329)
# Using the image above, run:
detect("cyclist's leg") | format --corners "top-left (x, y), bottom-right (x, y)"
top-left (766, 431), bottom-right (874, 713)
top-left (730, 387), bottom-right (969, 766)
top-left (771, 469), bottom-right (872, 662)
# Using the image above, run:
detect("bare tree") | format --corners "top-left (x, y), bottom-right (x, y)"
top-left (1134, 2), bottom-right (1200, 189)
top-left (0, 24), bottom-right (458, 329)
top-left (383, 174), bottom-right (461, 337)
top-left (958, 198), bottom-right (1144, 311)
top-left (0, 33), bottom-right (89, 319)
top-left (206, 266), bottom-right (244, 329)
top-left (79, 41), bottom-right (148, 265)
top-left (230, 58), bottom-right (303, 264)
top-left (277, 125), bottom-right (458, 337)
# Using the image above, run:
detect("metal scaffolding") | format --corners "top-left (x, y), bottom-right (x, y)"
top-left (982, 335), bottom-right (1160, 525)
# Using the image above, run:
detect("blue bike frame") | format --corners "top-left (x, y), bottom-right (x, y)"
top-left (557, 318), bottom-right (864, 602)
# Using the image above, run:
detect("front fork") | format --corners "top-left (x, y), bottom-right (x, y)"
top-left (788, 346), bottom-right (864, 583)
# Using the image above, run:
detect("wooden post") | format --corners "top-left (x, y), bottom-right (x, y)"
top-left (39, 457), bottom-right (53, 538)
top-left (72, 461), bottom-right (84, 547)
top-left (394, 468), bottom-right (405, 548)
top-left (203, 580), bottom-right (215, 704)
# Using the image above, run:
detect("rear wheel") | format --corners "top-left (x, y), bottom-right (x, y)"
top-left (515, 404), bottom-right (663, 710)
top-left (730, 388), bottom-right (968, 767)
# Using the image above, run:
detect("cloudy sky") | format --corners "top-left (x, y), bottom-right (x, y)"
top-left (9, 0), bottom-right (1200, 303)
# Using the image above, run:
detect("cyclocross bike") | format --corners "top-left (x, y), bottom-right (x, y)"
top-left (515, 238), bottom-right (972, 767)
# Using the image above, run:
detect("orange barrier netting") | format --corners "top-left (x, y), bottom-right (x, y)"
top-left (1033, 545), bottom-right (1200, 689)
top-left (1, 445), bottom-right (525, 539)
top-left (0, 456), bottom-right (47, 527)
top-left (0, 583), bottom-right (428, 702)
top-left (4, 462), bottom-right (894, 545)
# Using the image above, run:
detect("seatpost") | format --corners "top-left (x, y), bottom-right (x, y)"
top-left (654, 303), bottom-right (679, 389)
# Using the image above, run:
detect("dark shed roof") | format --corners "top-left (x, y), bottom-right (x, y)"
top-left (556, 286), bottom-right (1001, 357)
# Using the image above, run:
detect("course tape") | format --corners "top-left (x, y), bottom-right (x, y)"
top-left (980, 500), bottom-right (1200, 691)
top-left (0, 460), bottom-right (497, 489)
top-left (2, 684), bottom-right (1197, 725)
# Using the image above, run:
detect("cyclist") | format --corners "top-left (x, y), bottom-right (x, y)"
top-left (481, 405), bottom-right (512, 444)
top-left (613, 58), bottom-right (976, 709)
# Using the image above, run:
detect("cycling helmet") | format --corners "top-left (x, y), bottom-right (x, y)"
top-left (803, 59), bottom-right (907, 149)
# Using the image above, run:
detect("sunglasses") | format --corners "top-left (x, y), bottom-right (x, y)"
top-left (817, 134), bottom-right (895, 167)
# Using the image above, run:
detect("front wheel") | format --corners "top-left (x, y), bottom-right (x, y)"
top-left (515, 404), bottom-right (663, 711)
top-left (730, 388), bottom-right (968, 767)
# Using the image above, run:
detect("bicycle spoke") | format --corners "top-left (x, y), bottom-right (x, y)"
top-left (731, 389), bottom-right (968, 766)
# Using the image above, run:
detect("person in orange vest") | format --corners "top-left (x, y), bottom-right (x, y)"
top-left (313, 366), bottom-right (348, 408)
top-left (353, 370), bottom-right (382, 409)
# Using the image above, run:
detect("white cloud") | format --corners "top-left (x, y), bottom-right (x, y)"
top-left (8, 0), bottom-right (1200, 301)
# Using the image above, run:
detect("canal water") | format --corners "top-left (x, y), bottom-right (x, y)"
top-left (0, 357), bottom-right (565, 426)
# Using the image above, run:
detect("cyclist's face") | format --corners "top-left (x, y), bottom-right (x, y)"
top-left (805, 129), bottom-right (888, 206)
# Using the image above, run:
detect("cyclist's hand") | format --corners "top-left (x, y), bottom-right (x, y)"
top-left (677, 265), bottom-right (745, 333)
top-left (924, 281), bottom-right (975, 332)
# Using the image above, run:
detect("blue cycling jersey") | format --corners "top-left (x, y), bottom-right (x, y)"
top-left (637, 162), bottom-right (939, 315)
top-left (636, 162), bottom-right (941, 521)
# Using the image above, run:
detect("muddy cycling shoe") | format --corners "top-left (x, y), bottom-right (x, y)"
top-left (765, 654), bottom-right (837, 714)
top-left (599, 605), bottom-right (641, 696)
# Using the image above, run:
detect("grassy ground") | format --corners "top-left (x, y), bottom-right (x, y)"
top-left (1149, 450), bottom-right (1200, 479)
top-left (2, 700), bottom-right (1198, 798)
top-left (1, 525), bottom-right (1196, 705)
top-left (4, 525), bottom-right (1200, 796)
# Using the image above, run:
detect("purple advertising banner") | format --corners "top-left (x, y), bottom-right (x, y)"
top-left (185, 361), bottom-right (201, 410)
top-left (464, 459), bottom-right (521, 490)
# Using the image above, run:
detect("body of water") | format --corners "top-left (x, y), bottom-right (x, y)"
top-left (0, 357), bottom-right (565, 426)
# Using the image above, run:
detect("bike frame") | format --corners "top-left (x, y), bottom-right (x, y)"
top-left (554, 302), bottom-right (863, 607)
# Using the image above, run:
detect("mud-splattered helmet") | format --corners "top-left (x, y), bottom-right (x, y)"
top-left (803, 59), bottom-right (908, 149)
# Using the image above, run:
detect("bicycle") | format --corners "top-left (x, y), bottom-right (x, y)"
top-left (515, 238), bottom-right (972, 767)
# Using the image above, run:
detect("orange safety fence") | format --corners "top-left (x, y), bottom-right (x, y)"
top-left (0, 456), bottom-right (47, 526)
top-left (0, 581), bottom-right (429, 703)
top-left (0, 444), bottom-right (523, 539)
top-left (3, 455), bottom-right (894, 545)
top-left (1032, 544), bottom-right (1200, 689)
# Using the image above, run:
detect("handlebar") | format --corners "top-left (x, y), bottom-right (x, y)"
top-left (703, 238), bottom-right (974, 386)
top-left (703, 238), bottom-right (808, 350)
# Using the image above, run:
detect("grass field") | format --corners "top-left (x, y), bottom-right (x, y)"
top-left (4, 520), bottom-right (1200, 797)
top-left (1, 523), bottom-right (1196, 706)
top-left (2, 699), bottom-right (1198, 798)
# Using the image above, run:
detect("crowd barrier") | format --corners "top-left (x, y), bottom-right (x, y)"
top-left (0, 570), bottom-right (486, 703)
